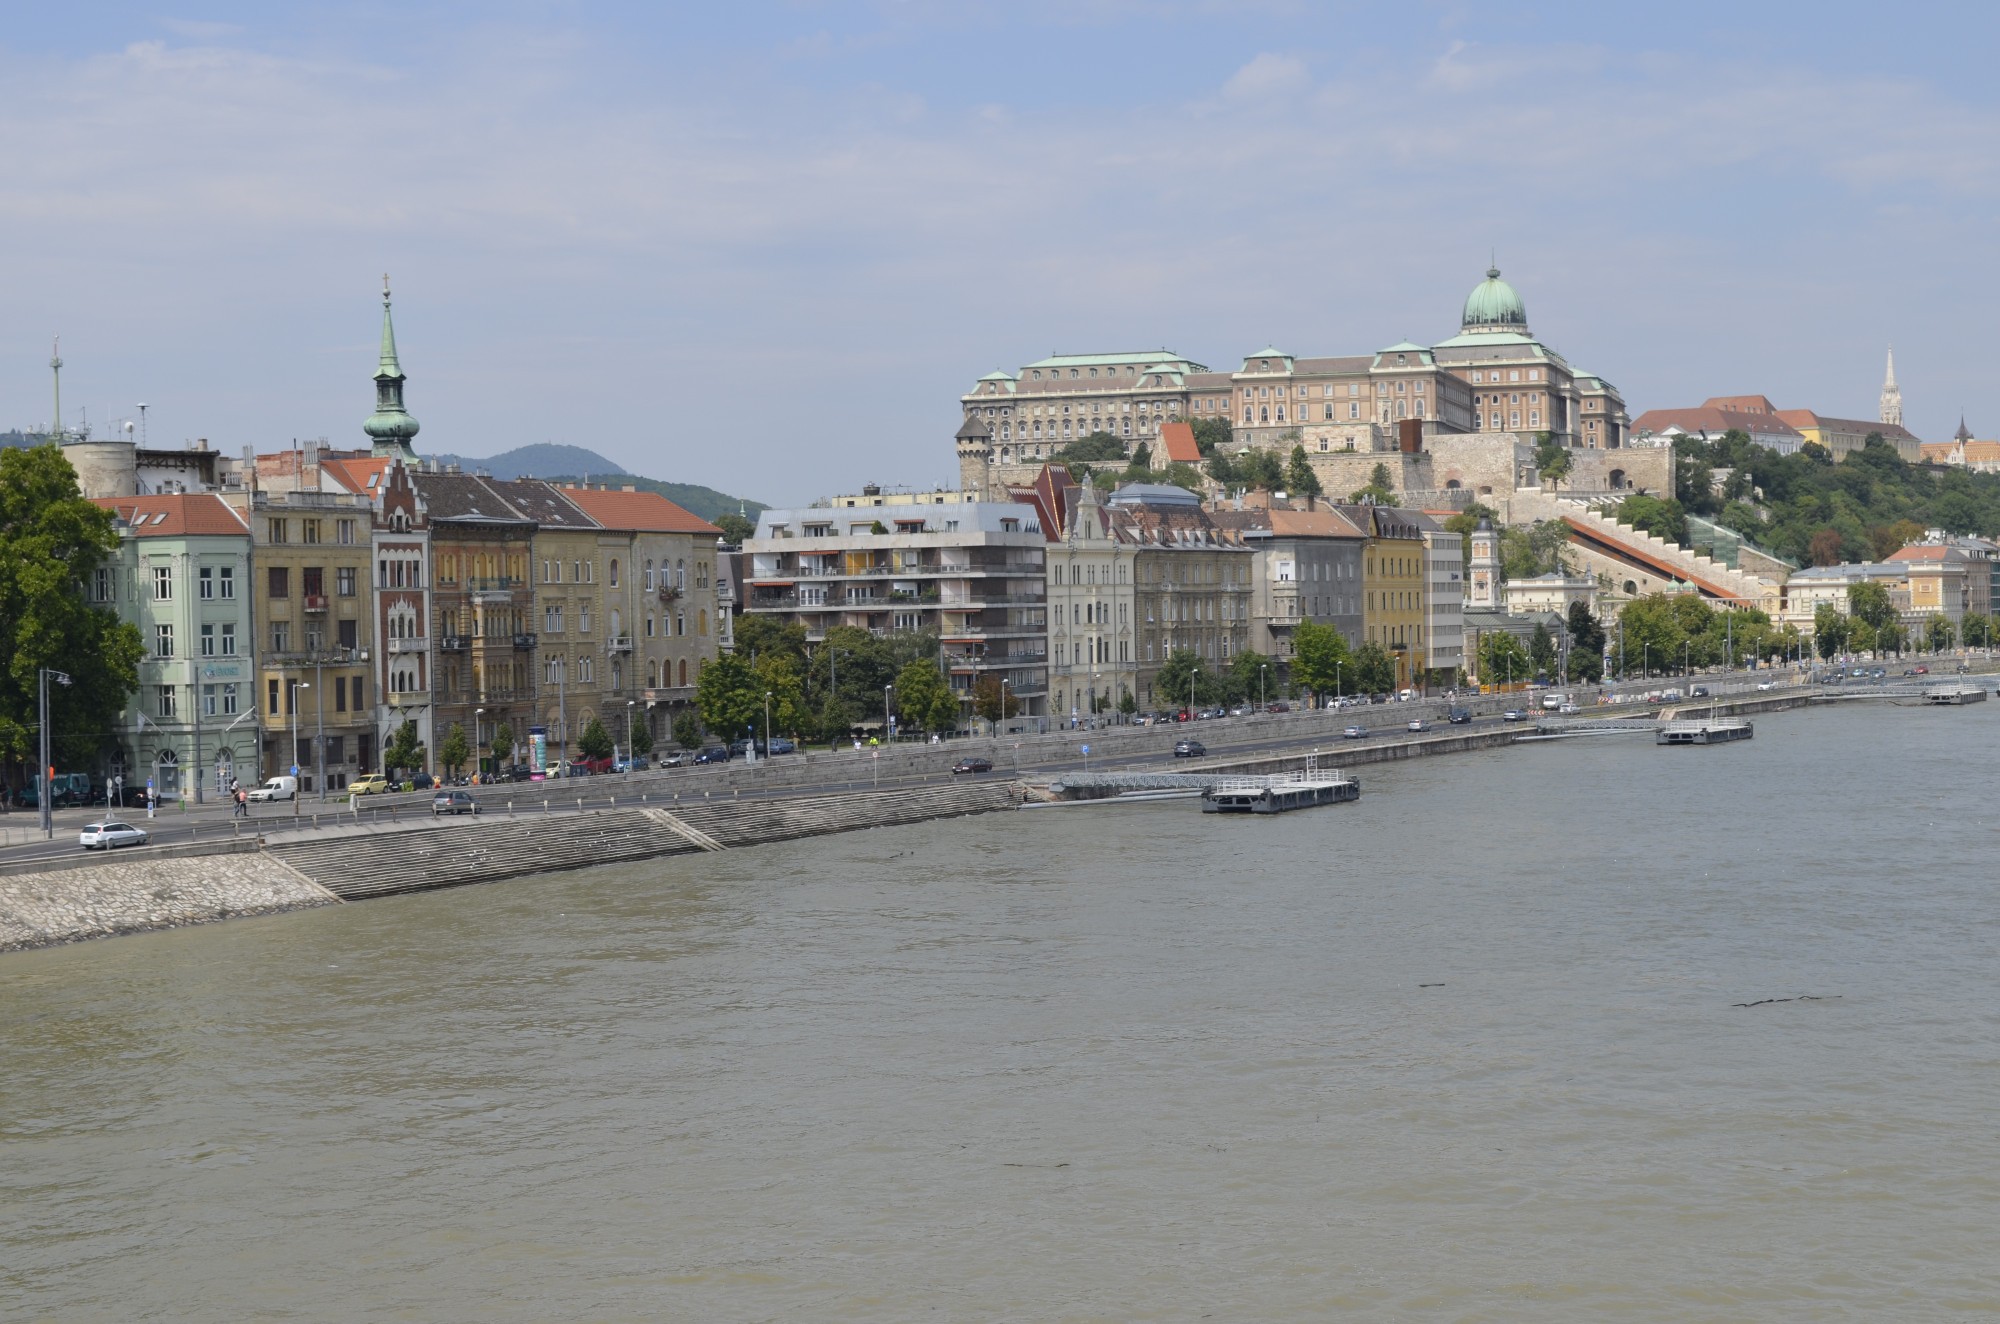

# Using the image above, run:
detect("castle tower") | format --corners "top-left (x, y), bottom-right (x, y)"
top-left (1879, 345), bottom-right (1903, 428)
top-left (955, 415), bottom-right (993, 498)
top-left (1467, 517), bottom-right (1500, 610)
top-left (363, 276), bottom-right (421, 461)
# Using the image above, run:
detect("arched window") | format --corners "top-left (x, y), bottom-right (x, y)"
top-left (645, 560), bottom-right (655, 590)
top-left (697, 609), bottom-right (708, 636)
top-left (678, 659), bottom-right (688, 686)
top-left (609, 559), bottom-right (619, 587)
top-left (675, 611), bottom-right (685, 636)
top-left (676, 560), bottom-right (686, 590)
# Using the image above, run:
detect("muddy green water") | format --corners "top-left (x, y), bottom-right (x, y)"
top-left (5, 703), bottom-right (1999, 1321)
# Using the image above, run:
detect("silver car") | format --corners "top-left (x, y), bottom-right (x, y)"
top-left (79, 821), bottom-right (149, 851)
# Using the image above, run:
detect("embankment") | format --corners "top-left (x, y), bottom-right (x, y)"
top-left (0, 851), bottom-right (339, 953)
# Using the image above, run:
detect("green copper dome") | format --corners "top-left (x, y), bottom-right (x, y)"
top-left (1461, 266), bottom-right (1528, 333)
top-left (364, 281), bottom-right (420, 458)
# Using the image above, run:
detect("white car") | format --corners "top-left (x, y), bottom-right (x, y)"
top-left (80, 821), bottom-right (149, 851)
top-left (1756, 680), bottom-right (1776, 691)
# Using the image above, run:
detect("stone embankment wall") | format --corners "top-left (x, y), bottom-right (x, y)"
top-left (0, 853), bottom-right (338, 953)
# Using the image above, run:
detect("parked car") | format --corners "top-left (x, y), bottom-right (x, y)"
top-left (951, 757), bottom-right (994, 775)
top-left (693, 746), bottom-right (731, 765)
top-left (431, 790), bottom-right (480, 817)
top-left (1558, 702), bottom-right (1582, 714)
top-left (1915, 665), bottom-right (1930, 675)
top-left (662, 750), bottom-right (694, 767)
top-left (1267, 701), bottom-right (1291, 713)
top-left (1407, 718), bottom-right (1430, 733)
top-left (247, 775), bottom-right (298, 803)
top-left (766, 738), bottom-right (797, 755)
top-left (1173, 739), bottom-right (1206, 758)
top-left (1689, 686), bottom-right (1710, 698)
top-left (79, 820), bottom-right (149, 851)
top-left (1447, 707), bottom-right (1473, 724)
top-left (1756, 680), bottom-right (1777, 691)
top-left (1501, 709), bottom-right (1528, 722)
top-left (1343, 725), bottom-right (1368, 739)
top-left (1229, 705), bottom-right (1253, 717)
top-left (348, 773), bottom-right (391, 797)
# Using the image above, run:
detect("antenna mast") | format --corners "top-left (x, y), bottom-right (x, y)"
top-left (50, 336), bottom-right (63, 441)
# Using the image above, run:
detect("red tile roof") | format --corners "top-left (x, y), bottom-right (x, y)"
top-left (1158, 421), bottom-right (1203, 465)
top-left (1631, 406), bottom-right (1802, 439)
top-left (319, 458), bottom-right (392, 494)
top-left (91, 494), bottom-right (249, 538)
top-left (556, 485), bottom-right (721, 535)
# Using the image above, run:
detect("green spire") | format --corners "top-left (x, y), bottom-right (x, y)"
top-left (364, 274), bottom-right (420, 459)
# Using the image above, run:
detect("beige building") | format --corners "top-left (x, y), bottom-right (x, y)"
top-left (1505, 571), bottom-right (1597, 617)
top-left (1206, 494), bottom-right (1368, 663)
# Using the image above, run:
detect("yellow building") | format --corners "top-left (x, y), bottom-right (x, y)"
top-left (1341, 504), bottom-right (1428, 689)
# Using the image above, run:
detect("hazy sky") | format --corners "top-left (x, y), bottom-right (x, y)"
top-left (5, 2), bottom-right (1996, 505)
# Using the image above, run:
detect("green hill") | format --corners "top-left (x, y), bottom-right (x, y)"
top-left (429, 443), bottom-right (762, 524)
top-left (542, 473), bottom-right (764, 525)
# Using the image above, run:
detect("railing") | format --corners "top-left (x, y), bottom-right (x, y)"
top-left (438, 634), bottom-right (469, 651)
top-left (657, 584), bottom-right (682, 603)
top-left (607, 635), bottom-right (634, 654)
top-left (388, 637), bottom-right (429, 654)
top-left (467, 577), bottom-right (522, 591)
top-left (303, 594), bottom-right (328, 613)
top-left (512, 633), bottom-right (538, 650)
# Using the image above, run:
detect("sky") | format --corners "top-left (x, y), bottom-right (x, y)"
top-left (4, 1), bottom-right (1998, 505)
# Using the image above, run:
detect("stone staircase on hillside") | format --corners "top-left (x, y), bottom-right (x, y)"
top-left (1558, 500), bottom-right (1779, 604)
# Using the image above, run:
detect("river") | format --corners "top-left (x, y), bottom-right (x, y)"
top-left (5, 701), bottom-right (1999, 1320)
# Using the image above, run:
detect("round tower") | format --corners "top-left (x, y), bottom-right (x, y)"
top-left (955, 415), bottom-right (993, 497)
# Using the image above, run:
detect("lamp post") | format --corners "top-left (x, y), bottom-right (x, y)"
top-left (474, 706), bottom-right (486, 782)
top-left (1335, 660), bottom-right (1342, 706)
top-left (998, 677), bottom-right (1009, 735)
top-left (883, 684), bottom-right (894, 744)
top-left (290, 682), bottom-right (309, 819)
top-left (626, 699), bottom-right (637, 768)
top-left (313, 661), bottom-right (327, 802)
top-left (1260, 663), bottom-right (1267, 713)
top-left (37, 667), bottom-right (70, 839)
top-left (764, 690), bottom-right (774, 757)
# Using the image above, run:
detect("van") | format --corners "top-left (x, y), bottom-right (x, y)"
top-left (1541, 692), bottom-right (1569, 710)
top-left (247, 775), bottom-right (297, 802)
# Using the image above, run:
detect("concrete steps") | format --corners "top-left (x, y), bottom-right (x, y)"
top-left (1559, 501), bottom-right (1775, 602)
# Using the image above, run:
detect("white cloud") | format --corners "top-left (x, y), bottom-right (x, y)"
top-left (1221, 52), bottom-right (1308, 101)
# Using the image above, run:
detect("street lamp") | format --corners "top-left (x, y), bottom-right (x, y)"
top-left (475, 706), bottom-right (486, 781)
top-left (626, 699), bottom-right (637, 767)
top-left (290, 682), bottom-right (310, 819)
top-left (1260, 663), bottom-right (1267, 712)
top-left (37, 668), bottom-right (70, 839)
top-left (764, 690), bottom-right (774, 756)
top-left (883, 684), bottom-right (894, 743)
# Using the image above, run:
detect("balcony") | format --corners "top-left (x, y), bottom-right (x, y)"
top-left (439, 634), bottom-right (470, 651)
top-left (386, 690), bottom-right (430, 707)
top-left (303, 594), bottom-right (328, 613)
top-left (607, 635), bottom-right (634, 654)
top-left (470, 576), bottom-right (520, 605)
top-left (388, 637), bottom-right (429, 654)
top-left (512, 633), bottom-right (538, 651)
top-left (657, 583), bottom-right (682, 604)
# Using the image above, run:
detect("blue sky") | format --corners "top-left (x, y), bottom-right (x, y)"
top-left (4, 2), bottom-right (1997, 503)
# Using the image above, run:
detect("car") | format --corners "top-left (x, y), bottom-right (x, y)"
top-left (951, 757), bottom-right (994, 775)
top-left (1267, 701), bottom-right (1291, 713)
top-left (1661, 689), bottom-right (1683, 702)
top-left (348, 773), bottom-right (391, 797)
top-left (1172, 739), bottom-right (1206, 758)
top-left (1229, 705), bottom-right (1253, 717)
top-left (1343, 725), bottom-right (1368, 739)
top-left (693, 746), bottom-right (731, 765)
top-left (1915, 665), bottom-right (1930, 675)
top-left (247, 775), bottom-right (298, 802)
top-left (662, 750), bottom-right (694, 767)
top-left (1756, 680), bottom-right (1776, 691)
top-left (79, 820), bottom-right (149, 851)
top-left (1501, 709), bottom-right (1528, 722)
top-left (1408, 718), bottom-right (1430, 732)
top-left (1689, 686), bottom-right (1710, 698)
top-left (431, 790), bottom-right (480, 817)
top-left (613, 755), bottom-right (652, 772)
top-left (766, 738), bottom-right (797, 755)
top-left (1447, 707), bottom-right (1473, 724)
top-left (1558, 702), bottom-right (1582, 715)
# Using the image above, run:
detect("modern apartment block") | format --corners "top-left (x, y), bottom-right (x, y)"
top-left (744, 500), bottom-right (1050, 716)
top-left (87, 493), bottom-right (256, 801)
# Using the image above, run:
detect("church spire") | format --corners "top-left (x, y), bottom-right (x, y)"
top-left (1879, 345), bottom-right (1903, 428)
top-left (363, 275), bottom-right (420, 460)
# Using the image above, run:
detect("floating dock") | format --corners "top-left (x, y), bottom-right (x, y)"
top-left (1656, 718), bottom-right (1754, 746)
top-left (1923, 683), bottom-right (1988, 706)
top-left (1202, 773), bottom-right (1360, 814)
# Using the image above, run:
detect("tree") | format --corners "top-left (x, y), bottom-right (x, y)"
top-left (1847, 580), bottom-right (1897, 634)
top-left (628, 711), bottom-right (654, 756)
top-left (1926, 615), bottom-right (1955, 654)
top-left (489, 719), bottom-right (514, 763)
top-left (671, 711), bottom-right (703, 750)
top-left (1290, 620), bottom-right (1351, 698)
top-left (733, 615), bottom-right (807, 666)
top-left (1155, 648), bottom-right (1224, 710)
top-left (1118, 687), bottom-right (1137, 715)
top-left (1352, 641), bottom-right (1396, 694)
top-left (1869, 519), bottom-right (1927, 561)
top-left (1052, 431), bottom-right (1127, 464)
top-left (1617, 493), bottom-right (1689, 546)
top-left (1349, 463), bottom-right (1396, 505)
top-left (0, 445), bottom-right (144, 784)
top-left (439, 722), bottom-right (470, 776)
top-left (713, 512), bottom-right (755, 545)
top-left (1617, 593), bottom-right (1694, 676)
top-left (1190, 417), bottom-right (1232, 457)
top-left (1231, 448), bottom-right (1284, 491)
top-left (819, 695), bottom-right (854, 746)
top-left (1477, 631), bottom-right (1531, 687)
top-left (1285, 445), bottom-right (1323, 497)
top-left (383, 719), bottom-right (426, 775)
top-left (1533, 434), bottom-right (1573, 490)
top-left (971, 674), bottom-right (1019, 726)
top-left (1529, 622), bottom-right (1556, 677)
top-left (696, 650), bottom-right (762, 739)
top-left (893, 658), bottom-right (959, 733)
top-left (1808, 528), bottom-right (1845, 567)
top-left (1878, 621), bottom-right (1907, 656)
top-left (1566, 600), bottom-right (1606, 660)
top-left (1814, 603), bottom-right (1850, 660)
top-left (577, 715), bottom-right (614, 760)
top-left (1499, 520), bottom-right (1571, 581)
top-left (1964, 613), bottom-right (1992, 649)
top-left (1225, 649), bottom-right (1275, 705)
top-left (1161, 462), bottom-right (1206, 494)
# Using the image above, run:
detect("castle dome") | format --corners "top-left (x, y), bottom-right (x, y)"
top-left (1461, 266), bottom-right (1528, 334)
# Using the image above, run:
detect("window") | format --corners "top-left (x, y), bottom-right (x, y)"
top-left (337, 518), bottom-right (356, 545)
top-left (545, 605), bottom-right (563, 633)
top-left (152, 565), bottom-right (172, 600)
top-left (337, 567), bottom-right (357, 596)
top-left (203, 684), bottom-right (219, 717)
top-left (644, 560), bottom-right (655, 590)
top-left (268, 678), bottom-right (280, 715)
top-left (201, 623), bottom-right (216, 657)
top-left (578, 604), bottom-right (591, 633)
top-left (220, 684), bottom-right (238, 716)
top-left (268, 518), bottom-right (288, 543)
top-left (271, 621), bottom-right (290, 652)
top-left (199, 566), bottom-right (215, 599)
top-left (302, 519), bottom-right (321, 544)
top-left (338, 618), bottom-right (357, 650)
top-left (157, 684), bottom-right (177, 718)
top-left (221, 623), bottom-right (237, 656)
top-left (268, 567), bottom-right (289, 598)
top-left (646, 614), bottom-right (655, 638)
top-left (154, 624), bottom-right (174, 658)
top-left (609, 559), bottom-right (619, 587)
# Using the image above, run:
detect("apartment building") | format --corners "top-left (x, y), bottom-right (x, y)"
top-left (1412, 512), bottom-right (1466, 683)
top-left (744, 499), bottom-right (1050, 717)
top-left (321, 456), bottom-right (435, 771)
top-left (1339, 504), bottom-right (1430, 689)
top-left (1106, 486), bottom-right (1253, 708)
top-left (87, 494), bottom-right (256, 801)
top-left (1207, 495), bottom-right (1368, 666)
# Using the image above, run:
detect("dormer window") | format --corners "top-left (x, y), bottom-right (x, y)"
top-left (1260, 359), bottom-right (1270, 370)
top-left (1397, 354), bottom-right (1407, 366)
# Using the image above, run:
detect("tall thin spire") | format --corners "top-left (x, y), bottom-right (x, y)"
top-left (363, 276), bottom-right (420, 460)
top-left (1880, 345), bottom-right (1903, 428)
top-left (50, 336), bottom-right (63, 442)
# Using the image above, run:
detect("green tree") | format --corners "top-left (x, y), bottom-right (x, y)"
top-left (1964, 613), bottom-right (1992, 648)
top-left (1533, 434), bottom-right (1573, 490)
top-left (671, 711), bottom-right (703, 751)
top-left (439, 722), bottom-right (470, 776)
top-left (629, 711), bottom-right (654, 756)
top-left (1349, 463), bottom-right (1396, 505)
top-left (696, 650), bottom-right (762, 739)
top-left (1155, 648), bottom-right (1224, 710)
top-left (1477, 631), bottom-right (1531, 687)
top-left (1284, 445), bottom-right (1323, 498)
top-left (1499, 520), bottom-right (1571, 580)
top-left (1230, 448), bottom-right (1284, 491)
top-left (1161, 462), bottom-right (1206, 494)
top-left (1352, 640), bottom-right (1396, 694)
top-left (819, 695), bottom-right (854, 746)
top-left (489, 719), bottom-right (514, 763)
top-left (1878, 620), bottom-right (1907, 656)
top-left (577, 715), bottom-right (614, 760)
top-left (1617, 493), bottom-right (1689, 546)
top-left (1118, 687), bottom-right (1137, 715)
top-left (1289, 620), bottom-right (1351, 698)
top-left (0, 445), bottom-right (144, 783)
top-left (1566, 600), bottom-right (1607, 660)
top-left (383, 719), bottom-right (426, 774)
top-left (733, 614), bottom-right (808, 666)
top-left (1529, 622), bottom-right (1556, 677)
top-left (1926, 615), bottom-right (1955, 654)
top-left (713, 512), bottom-right (755, 545)
top-left (971, 674), bottom-right (1019, 726)
top-left (1813, 603), bottom-right (1850, 660)
top-left (893, 658), bottom-right (959, 733)
top-left (1847, 580), bottom-right (1897, 635)
top-left (1190, 417), bottom-right (1232, 457)
top-left (1617, 593), bottom-right (1694, 676)
top-left (1051, 431), bottom-right (1127, 464)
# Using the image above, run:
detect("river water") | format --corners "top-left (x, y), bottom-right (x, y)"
top-left (5, 702), bottom-right (2000, 1321)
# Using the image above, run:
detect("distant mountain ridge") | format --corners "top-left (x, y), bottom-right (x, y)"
top-left (428, 443), bottom-right (762, 523)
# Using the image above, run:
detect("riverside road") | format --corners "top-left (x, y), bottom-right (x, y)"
top-left (1, 662), bottom-right (1977, 865)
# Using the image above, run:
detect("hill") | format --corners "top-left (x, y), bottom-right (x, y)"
top-left (428, 443), bottom-right (762, 525)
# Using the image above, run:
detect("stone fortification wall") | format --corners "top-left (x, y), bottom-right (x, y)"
top-left (1, 851), bottom-right (337, 952)
top-left (1564, 445), bottom-right (1671, 496)
top-left (1301, 450), bottom-right (1428, 499)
